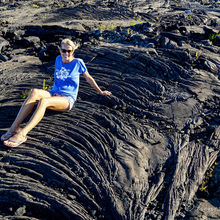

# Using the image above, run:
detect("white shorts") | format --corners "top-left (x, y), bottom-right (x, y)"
top-left (65, 96), bottom-right (75, 111)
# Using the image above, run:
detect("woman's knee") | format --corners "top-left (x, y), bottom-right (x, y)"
top-left (29, 89), bottom-right (41, 100)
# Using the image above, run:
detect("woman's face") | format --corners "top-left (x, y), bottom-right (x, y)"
top-left (59, 43), bottom-right (74, 63)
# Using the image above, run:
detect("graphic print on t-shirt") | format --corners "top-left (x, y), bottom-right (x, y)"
top-left (56, 67), bottom-right (71, 81)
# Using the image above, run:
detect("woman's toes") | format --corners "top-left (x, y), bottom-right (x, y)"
top-left (3, 134), bottom-right (27, 147)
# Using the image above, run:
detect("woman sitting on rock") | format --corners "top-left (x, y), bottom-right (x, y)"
top-left (1, 38), bottom-right (112, 147)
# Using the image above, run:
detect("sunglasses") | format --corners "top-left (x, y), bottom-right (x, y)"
top-left (61, 49), bottom-right (72, 53)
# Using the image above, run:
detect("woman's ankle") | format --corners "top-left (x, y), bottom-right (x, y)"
top-left (10, 125), bottom-right (20, 132)
top-left (18, 128), bottom-right (28, 137)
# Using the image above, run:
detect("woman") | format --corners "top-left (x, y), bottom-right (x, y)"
top-left (1, 38), bottom-right (112, 147)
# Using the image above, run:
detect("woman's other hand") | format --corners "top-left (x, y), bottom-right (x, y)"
top-left (100, 90), bottom-right (112, 96)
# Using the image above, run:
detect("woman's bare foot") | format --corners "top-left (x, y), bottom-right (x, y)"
top-left (1, 128), bottom-right (22, 142)
top-left (3, 132), bottom-right (27, 147)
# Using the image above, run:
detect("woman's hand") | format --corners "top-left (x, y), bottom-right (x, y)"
top-left (100, 90), bottom-right (112, 96)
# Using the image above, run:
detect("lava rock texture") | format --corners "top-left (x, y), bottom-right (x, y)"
top-left (0, 0), bottom-right (219, 219)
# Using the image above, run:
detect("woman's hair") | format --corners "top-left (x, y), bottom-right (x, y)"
top-left (60, 38), bottom-right (78, 51)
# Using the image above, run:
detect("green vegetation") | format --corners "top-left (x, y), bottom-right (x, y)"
top-left (82, 0), bottom-right (93, 4)
top-left (52, 3), bottom-right (64, 7)
top-left (98, 23), bottom-right (116, 32)
top-left (130, 17), bottom-right (142, 26)
top-left (209, 33), bottom-right (220, 44)
top-left (97, 17), bottom-right (143, 33)
top-left (201, 0), bottom-right (209, 4)
top-left (21, 79), bottom-right (48, 99)
top-left (82, 0), bottom-right (89, 4)
top-left (42, 79), bottom-right (48, 91)
top-left (127, 28), bottom-right (133, 35)
top-left (195, 51), bottom-right (202, 59)
top-left (184, 14), bottom-right (193, 21)
top-left (31, 4), bottom-right (39, 8)
top-left (21, 88), bottom-right (33, 99)
top-left (200, 161), bottom-right (219, 192)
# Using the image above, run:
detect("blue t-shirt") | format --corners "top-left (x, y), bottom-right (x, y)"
top-left (49, 55), bottom-right (87, 100)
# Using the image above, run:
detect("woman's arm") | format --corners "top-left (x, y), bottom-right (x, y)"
top-left (83, 71), bottom-right (112, 96)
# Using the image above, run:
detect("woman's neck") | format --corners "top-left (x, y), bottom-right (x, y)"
top-left (62, 56), bottom-right (74, 63)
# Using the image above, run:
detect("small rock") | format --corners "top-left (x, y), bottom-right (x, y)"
top-left (146, 42), bottom-right (155, 48)
top-left (204, 60), bottom-right (218, 74)
top-left (15, 205), bottom-right (26, 216)
top-left (193, 117), bottom-right (203, 127)
top-left (0, 36), bottom-right (9, 52)
top-left (65, 21), bottom-right (86, 32)
top-left (23, 36), bottom-right (41, 47)
top-left (201, 40), bottom-right (212, 46)
top-left (214, 35), bottom-right (220, 46)
top-left (161, 37), bottom-right (169, 48)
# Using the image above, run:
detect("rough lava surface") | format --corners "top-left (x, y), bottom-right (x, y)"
top-left (0, 0), bottom-right (219, 219)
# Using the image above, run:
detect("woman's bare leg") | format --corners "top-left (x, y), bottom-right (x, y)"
top-left (10, 89), bottom-right (52, 131)
top-left (1, 89), bottom-right (51, 141)
top-left (3, 96), bottom-right (70, 147)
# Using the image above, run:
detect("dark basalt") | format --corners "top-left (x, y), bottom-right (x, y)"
top-left (0, 0), bottom-right (219, 220)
